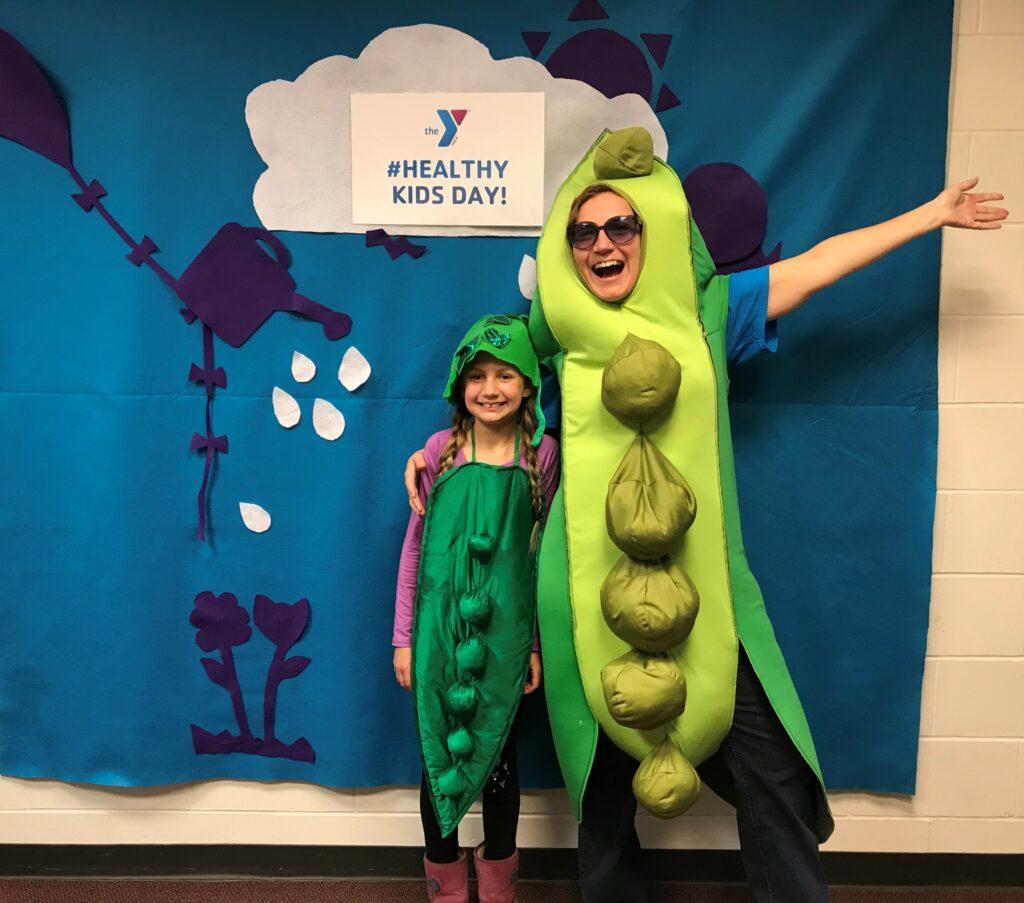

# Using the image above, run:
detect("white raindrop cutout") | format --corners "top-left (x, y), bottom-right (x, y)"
top-left (291, 351), bottom-right (316, 383)
top-left (272, 386), bottom-right (301, 428)
top-left (239, 502), bottom-right (272, 533)
top-left (518, 254), bottom-right (537, 300)
top-left (313, 399), bottom-right (346, 440)
top-left (338, 347), bottom-right (371, 392)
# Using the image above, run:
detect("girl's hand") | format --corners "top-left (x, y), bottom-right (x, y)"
top-left (936, 177), bottom-right (1008, 230)
top-left (404, 450), bottom-right (427, 516)
top-left (523, 652), bottom-right (542, 694)
top-left (393, 647), bottom-right (412, 690)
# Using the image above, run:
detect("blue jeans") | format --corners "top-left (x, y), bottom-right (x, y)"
top-left (578, 646), bottom-right (828, 903)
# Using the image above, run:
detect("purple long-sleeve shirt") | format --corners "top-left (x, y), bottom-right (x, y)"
top-left (393, 428), bottom-right (560, 647)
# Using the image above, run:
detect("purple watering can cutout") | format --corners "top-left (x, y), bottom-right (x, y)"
top-left (0, 28), bottom-right (353, 540)
top-left (682, 162), bottom-right (782, 274)
top-left (178, 225), bottom-right (351, 348)
top-left (189, 591), bottom-right (315, 763)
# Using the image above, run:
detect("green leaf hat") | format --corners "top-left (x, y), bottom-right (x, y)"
top-left (442, 313), bottom-right (546, 446)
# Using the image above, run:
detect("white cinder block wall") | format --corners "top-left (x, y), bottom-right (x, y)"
top-left (0, 0), bottom-right (1021, 855)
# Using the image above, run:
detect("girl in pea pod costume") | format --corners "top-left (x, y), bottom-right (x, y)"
top-left (530, 128), bottom-right (834, 896)
top-left (393, 313), bottom-right (559, 903)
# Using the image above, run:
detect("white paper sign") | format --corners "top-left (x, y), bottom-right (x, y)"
top-left (351, 93), bottom-right (544, 228)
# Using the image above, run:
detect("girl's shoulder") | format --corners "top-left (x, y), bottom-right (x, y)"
top-left (537, 432), bottom-right (559, 457)
top-left (536, 433), bottom-right (560, 471)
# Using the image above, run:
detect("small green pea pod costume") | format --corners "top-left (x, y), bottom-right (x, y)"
top-left (413, 316), bottom-right (543, 838)
top-left (531, 128), bottom-right (832, 840)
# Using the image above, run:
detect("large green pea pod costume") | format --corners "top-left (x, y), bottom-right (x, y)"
top-left (532, 128), bottom-right (832, 840)
top-left (412, 432), bottom-right (537, 838)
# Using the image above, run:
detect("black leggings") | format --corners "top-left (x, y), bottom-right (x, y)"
top-left (421, 717), bottom-right (520, 863)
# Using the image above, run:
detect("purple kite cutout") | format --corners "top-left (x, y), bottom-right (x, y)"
top-left (568, 0), bottom-right (610, 21)
top-left (0, 28), bottom-right (353, 541)
top-left (365, 228), bottom-right (427, 261)
top-left (190, 591), bottom-right (315, 763)
top-left (0, 29), bottom-right (71, 167)
top-left (682, 163), bottom-right (782, 274)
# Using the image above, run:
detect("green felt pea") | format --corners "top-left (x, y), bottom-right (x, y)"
top-left (606, 433), bottom-right (697, 560)
top-left (444, 680), bottom-right (480, 720)
top-left (601, 649), bottom-right (686, 730)
top-left (457, 589), bottom-right (493, 627)
top-left (446, 727), bottom-right (475, 759)
top-left (632, 737), bottom-right (702, 818)
top-left (468, 532), bottom-right (495, 561)
top-left (601, 334), bottom-right (681, 427)
top-left (455, 636), bottom-right (488, 675)
top-left (592, 126), bottom-right (654, 180)
top-left (438, 765), bottom-right (468, 798)
top-left (601, 555), bottom-right (699, 652)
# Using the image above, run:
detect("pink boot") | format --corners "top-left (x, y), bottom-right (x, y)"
top-left (424, 851), bottom-right (469, 903)
top-left (473, 843), bottom-right (519, 903)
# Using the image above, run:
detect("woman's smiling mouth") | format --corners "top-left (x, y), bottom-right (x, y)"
top-left (592, 260), bottom-right (625, 278)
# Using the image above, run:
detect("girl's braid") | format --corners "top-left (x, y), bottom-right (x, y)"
top-left (438, 404), bottom-right (472, 476)
top-left (520, 400), bottom-right (546, 552)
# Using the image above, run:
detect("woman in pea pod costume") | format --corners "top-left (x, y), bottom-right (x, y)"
top-left (394, 313), bottom-right (559, 903)
top-left (529, 127), bottom-right (1006, 903)
top-left (530, 128), bottom-right (832, 902)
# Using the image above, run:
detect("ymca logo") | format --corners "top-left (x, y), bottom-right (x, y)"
top-left (435, 109), bottom-right (468, 147)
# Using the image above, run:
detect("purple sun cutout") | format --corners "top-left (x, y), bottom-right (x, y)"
top-left (523, 2), bottom-right (680, 113)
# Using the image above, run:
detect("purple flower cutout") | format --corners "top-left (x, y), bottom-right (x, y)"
top-left (191, 591), bottom-right (314, 763)
top-left (190, 591), bottom-right (252, 652)
top-left (254, 594), bottom-right (310, 649)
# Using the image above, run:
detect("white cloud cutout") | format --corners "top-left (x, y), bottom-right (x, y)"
top-left (518, 254), bottom-right (537, 300)
top-left (246, 24), bottom-right (668, 237)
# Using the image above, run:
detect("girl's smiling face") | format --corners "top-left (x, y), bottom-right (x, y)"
top-left (571, 191), bottom-right (643, 304)
top-left (462, 352), bottom-right (530, 430)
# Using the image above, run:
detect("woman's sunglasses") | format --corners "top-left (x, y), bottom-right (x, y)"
top-left (566, 214), bottom-right (643, 250)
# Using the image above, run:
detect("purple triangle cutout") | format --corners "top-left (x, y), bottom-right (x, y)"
top-left (569, 0), bottom-right (610, 22)
top-left (655, 84), bottom-right (681, 113)
top-left (641, 33), bottom-right (673, 69)
top-left (522, 31), bottom-right (551, 58)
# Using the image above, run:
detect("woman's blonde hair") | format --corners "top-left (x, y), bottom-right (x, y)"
top-left (567, 183), bottom-right (630, 227)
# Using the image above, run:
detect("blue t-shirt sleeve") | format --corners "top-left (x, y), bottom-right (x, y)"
top-left (725, 266), bottom-right (777, 367)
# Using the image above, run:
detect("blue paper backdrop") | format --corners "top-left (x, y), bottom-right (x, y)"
top-left (0, 0), bottom-right (951, 793)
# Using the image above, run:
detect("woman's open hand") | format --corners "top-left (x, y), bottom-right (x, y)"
top-left (936, 177), bottom-right (1008, 230)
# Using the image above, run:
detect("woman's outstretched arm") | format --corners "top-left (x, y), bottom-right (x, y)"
top-left (767, 177), bottom-right (1008, 320)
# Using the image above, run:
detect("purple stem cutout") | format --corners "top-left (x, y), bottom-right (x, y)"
top-left (190, 592), bottom-right (253, 740)
top-left (253, 595), bottom-right (311, 743)
top-left (0, 30), bottom-right (355, 541)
